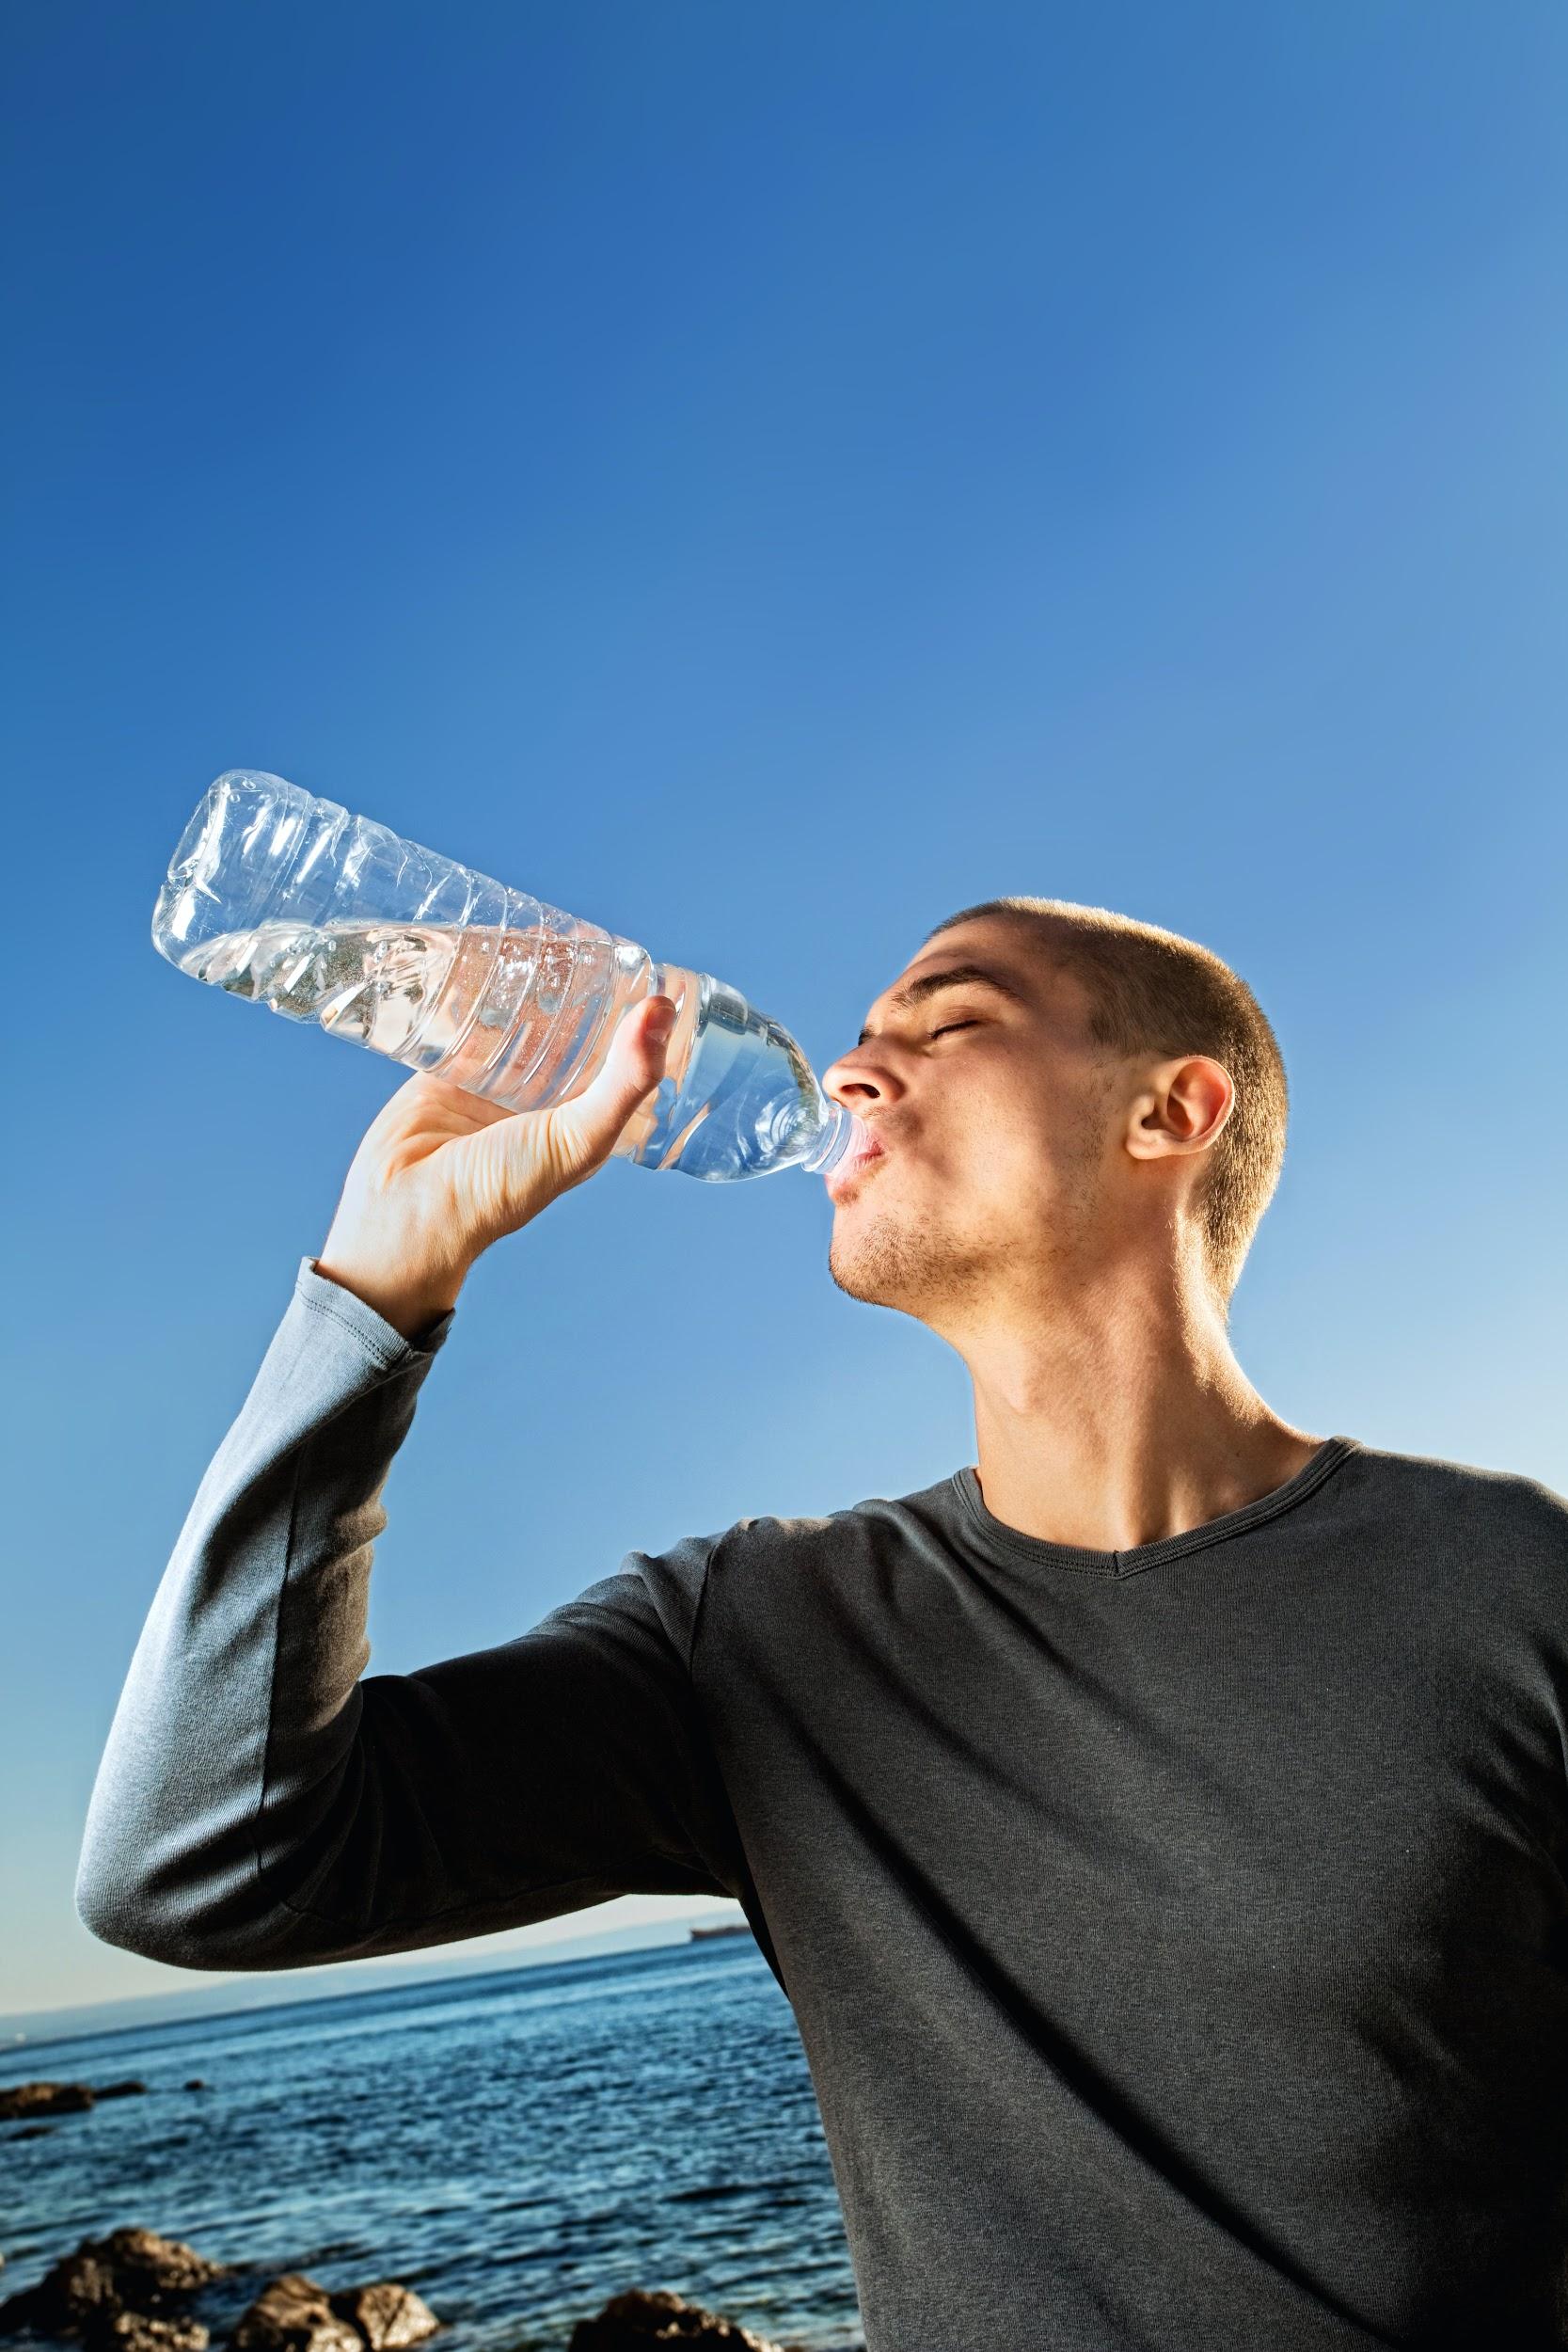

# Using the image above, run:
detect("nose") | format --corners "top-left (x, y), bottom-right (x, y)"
top-left (821, 1043), bottom-right (902, 1114)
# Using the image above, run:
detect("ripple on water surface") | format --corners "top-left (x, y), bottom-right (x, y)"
top-left (3, 1941), bottom-right (864, 2351)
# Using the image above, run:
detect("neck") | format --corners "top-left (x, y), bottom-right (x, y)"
top-left (958, 1268), bottom-right (1323, 1553)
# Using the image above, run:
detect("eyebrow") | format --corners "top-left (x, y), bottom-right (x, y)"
top-left (857, 962), bottom-right (1033, 1047)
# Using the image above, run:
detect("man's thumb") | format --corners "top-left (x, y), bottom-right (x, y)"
top-left (545, 995), bottom-right (677, 1171)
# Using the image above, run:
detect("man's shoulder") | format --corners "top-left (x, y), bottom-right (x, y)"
top-left (689, 1476), bottom-right (962, 1599)
top-left (1342, 1437), bottom-right (1568, 1554)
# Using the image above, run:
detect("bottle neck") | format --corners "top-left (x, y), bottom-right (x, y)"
top-left (799, 1096), bottom-right (859, 1175)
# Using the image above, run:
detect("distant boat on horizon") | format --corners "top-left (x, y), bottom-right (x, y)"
top-left (688, 1919), bottom-right (753, 1942)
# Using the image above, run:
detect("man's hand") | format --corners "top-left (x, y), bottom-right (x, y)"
top-left (314, 993), bottom-right (679, 1340)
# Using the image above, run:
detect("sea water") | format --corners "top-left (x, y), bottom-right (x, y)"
top-left (1, 1940), bottom-right (863, 2351)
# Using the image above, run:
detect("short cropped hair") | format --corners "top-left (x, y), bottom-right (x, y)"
top-left (925, 898), bottom-right (1289, 1310)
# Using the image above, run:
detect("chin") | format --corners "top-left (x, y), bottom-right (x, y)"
top-left (828, 1212), bottom-right (937, 1315)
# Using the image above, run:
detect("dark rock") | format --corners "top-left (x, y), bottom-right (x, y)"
top-left (182, 2082), bottom-right (207, 2093)
top-left (0, 2080), bottom-right (146, 2123)
top-left (565, 2289), bottom-right (802, 2351)
top-left (0, 2253), bottom-right (119, 2338)
top-left (231, 2278), bottom-right (357, 2352)
top-left (0, 2082), bottom-right (95, 2122)
top-left (90, 2233), bottom-right (224, 2302)
top-left (10, 2125), bottom-right (54, 2140)
top-left (230, 2274), bottom-right (443, 2352)
top-left (103, 2316), bottom-right (209, 2352)
top-left (325, 2288), bottom-right (437, 2352)
top-left (0, 2229), bottom-right (226, 2345)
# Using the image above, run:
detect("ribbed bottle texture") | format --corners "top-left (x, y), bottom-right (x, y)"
top-left (151, 771), bottom-right (859, 1181)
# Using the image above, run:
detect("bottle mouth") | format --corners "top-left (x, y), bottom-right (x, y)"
top-left (800, 1098), bottom-right (862, 1175)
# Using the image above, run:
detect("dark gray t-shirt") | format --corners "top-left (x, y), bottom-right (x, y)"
top-left (77, 1259), bottom-right (1568, 2349)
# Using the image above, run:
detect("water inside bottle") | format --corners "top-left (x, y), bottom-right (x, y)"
top-left (176, 917), bottom-right (649, 1105)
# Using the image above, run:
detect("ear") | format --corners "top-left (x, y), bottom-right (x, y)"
top-left (1123, 1056), bottom-right (1235, 1161)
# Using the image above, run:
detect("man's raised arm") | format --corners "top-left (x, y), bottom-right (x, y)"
top-left (76, 994), bottom-right (743, 1970)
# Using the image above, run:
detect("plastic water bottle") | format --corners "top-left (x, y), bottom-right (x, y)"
top-left (150, 771), bottom-right (862, 1182)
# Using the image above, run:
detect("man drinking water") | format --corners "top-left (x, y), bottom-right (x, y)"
top-left (77, 896), bottom-right (1568, 2349)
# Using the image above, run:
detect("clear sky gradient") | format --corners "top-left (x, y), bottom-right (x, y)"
top-left (4, 0), bottom-right (1565, 2020)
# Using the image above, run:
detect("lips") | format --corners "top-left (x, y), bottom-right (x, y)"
top-left (826, 1128), bottom-right (887, 1197)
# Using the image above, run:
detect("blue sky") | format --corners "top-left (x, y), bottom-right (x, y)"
top-left (4, 0), bottom-right (1565, 2021)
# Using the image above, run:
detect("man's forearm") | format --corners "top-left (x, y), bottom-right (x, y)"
top-left (74, 1258), bottom-right (451, 1970)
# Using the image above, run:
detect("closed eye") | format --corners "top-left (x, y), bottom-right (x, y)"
top-left (931, 1020), bottom-right (978, 1039)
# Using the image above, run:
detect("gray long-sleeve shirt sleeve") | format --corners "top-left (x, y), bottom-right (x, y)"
top-left (75, 1257), bottom-right (744, 1973)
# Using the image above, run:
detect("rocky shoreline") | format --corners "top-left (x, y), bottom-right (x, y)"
top-left (2, 2083), bottom-right (863, 2352)
top-left (0, 2228), bottom-right (843, 2352)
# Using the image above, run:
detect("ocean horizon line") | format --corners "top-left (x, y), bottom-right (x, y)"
top-left (0, 1909), bottom-right (753, 2058)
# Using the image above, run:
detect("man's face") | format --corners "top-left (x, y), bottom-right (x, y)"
top-left (819, 916), bottom-right (1127, 1330)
